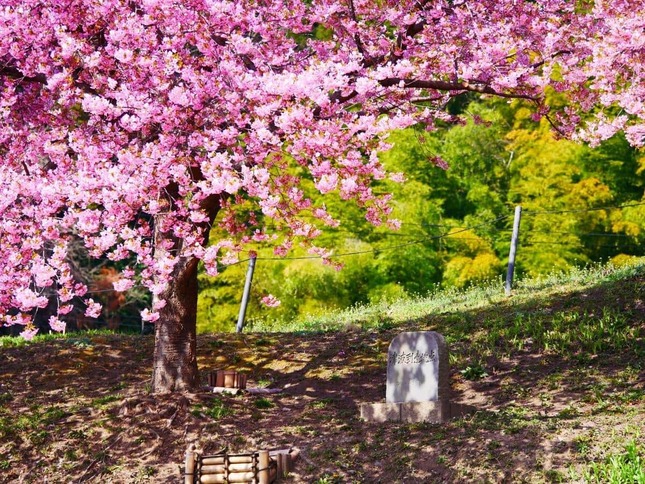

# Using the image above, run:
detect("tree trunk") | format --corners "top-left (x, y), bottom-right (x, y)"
top-left (151, 255), bottom-right (200, 393)
top-left (149, 187), bottom-right (221, 394)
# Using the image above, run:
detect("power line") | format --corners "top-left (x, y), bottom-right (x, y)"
top-left (256, 237), bottom-right (427, 261)
top-left (246, 213), bottom-right (510, 262)
top-left (524, 240), bottom-right (641, 249)
top-left (524, 201), bottom-right (645, 216)
top-left (522, 230), bottom-right (632, 238)
top-left (525, 241), bottom-right (584, 246)
top-left (320, 230), bottom-right (425, 239)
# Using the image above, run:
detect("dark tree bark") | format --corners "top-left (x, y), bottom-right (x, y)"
top-left (151, 254), bottom-right (201, 393)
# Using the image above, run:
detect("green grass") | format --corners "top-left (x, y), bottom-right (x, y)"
top-left (248, 258), bottom-right (645, 333)
top-left (0, 404), bottom-right (66, 445)
top-left (583, 440), bottom-right (645, 483)
top-left (192, 397), bottom-right (232, 420)
top-left (460, 362), bottom-right (489, 380)
top-left (0, 329), bottom-right (121, 348)
top-left (91, 394), bottom-right (122, 408)
top-left (2, 259), bottom-right (642, 352)
top-left (253, 397), bottom-right (274, 409)
top-left (479, 307), bottom-right (641, 357)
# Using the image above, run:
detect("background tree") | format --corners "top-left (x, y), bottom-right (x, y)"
top-left (209, 97), bottom-right (644, 330)
top-left (2, 0), bottom-right (645, 392)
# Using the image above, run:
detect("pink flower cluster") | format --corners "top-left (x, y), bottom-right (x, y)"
top-left (1, 0), bottom-right (644, 335)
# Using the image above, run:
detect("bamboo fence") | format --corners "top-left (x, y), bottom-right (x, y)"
top-left (184, 445), bottom-right (300, 483)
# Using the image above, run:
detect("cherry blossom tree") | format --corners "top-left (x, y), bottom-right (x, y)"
top-left (1, 0), bottom-right (643, 393)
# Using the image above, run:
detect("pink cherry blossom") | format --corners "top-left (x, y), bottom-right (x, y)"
top-left (15, 288), bottom-right (49, 312)
top-left (113, 278), bottom-right (135, 292)
top-left (141, 308), bottom-right (160, 322)
top-left (261, 295), bottom-right (281, 308)
top-left (20, 327), bottom-right (39, 341)
top-left (48, 316), bottom-right (66, 333)
top-left (84, 299), bottom-right (102, 319)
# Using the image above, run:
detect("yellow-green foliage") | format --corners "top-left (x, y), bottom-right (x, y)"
top-left (610, 254), bottom-right (640, 267)
top-left (197, 264), bottom-right (246, 333)
top-left (443, 252), bottom-right (502, 289)
top-left (196, 97), bottom-right (645, 331)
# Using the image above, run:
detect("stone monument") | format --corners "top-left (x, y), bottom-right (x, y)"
top-left (360, 331), bottom-right (474, 423)
top-left (386, 331), bottom-right (449, 403)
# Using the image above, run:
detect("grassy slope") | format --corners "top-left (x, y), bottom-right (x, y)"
top-left (0, 260), bottom-right (643, 483)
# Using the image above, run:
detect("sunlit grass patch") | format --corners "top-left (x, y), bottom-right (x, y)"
top-left (191, 397), bottom-right (232, 420)
top-left (583, 440), bottom-right (645, 483)
top-left (250, 258), bottom-right (644, 334)
top-left (0, 329), bottom-right (133, 348)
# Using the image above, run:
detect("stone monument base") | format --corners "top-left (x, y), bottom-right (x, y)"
top-left (359, 399), bottom-right (475, 423)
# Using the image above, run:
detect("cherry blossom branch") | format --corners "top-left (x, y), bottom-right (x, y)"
top-left (0, 65), bottom-right (47, 84)
top-left (347, 0), bottom-right (367, 60)
top-left (1, 63), bottom-right (101, 98)
top-left (378, 77), bottom-right (539, 101)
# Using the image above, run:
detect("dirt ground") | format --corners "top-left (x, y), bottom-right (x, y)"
top-left (1, 312), bottom-right (644, 483)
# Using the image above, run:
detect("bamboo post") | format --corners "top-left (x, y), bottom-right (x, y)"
top-left (184, 444), bottom-right (196, 484)
top-left (236, 255), bottom-right (257, 333)
top-left (505, 205), bottom-right (522, 296)
top-left (277, 453), bottom-right (290, 477)
top-left (258, 450), bottom-right (270, 484)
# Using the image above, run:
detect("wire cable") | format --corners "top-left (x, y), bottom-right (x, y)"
top-left (247, 213), bottom-right (510, 262)
top-left (522, 229), bottom-right (632, 238)
top-left (523, 201), bottom-right (645, 216)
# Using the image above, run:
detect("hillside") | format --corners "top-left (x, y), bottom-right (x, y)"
top-left (0, 262), bottom-right (644, 483)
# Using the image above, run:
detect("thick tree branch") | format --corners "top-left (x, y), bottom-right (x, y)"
top-left (531, 50), bottom-right (572, 69)
top-left (347, 0), bottom-right (369, 62)
top-left (0, 66), bottom-right (47, 84)
top-left (379, 77), bottom-right (539, 101)
top-left (1, 64), bottom-right (103, 97)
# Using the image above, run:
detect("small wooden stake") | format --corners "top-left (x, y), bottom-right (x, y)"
top-left (277, 453), bottom-right (290, 477)
top-left (184, 444), bottom-right (196, 484)
top-left (258, 450), bottom-right (270, 484)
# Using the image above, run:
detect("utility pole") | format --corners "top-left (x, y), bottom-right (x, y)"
top-left (236, 254), bottom-right (257, 332)
top-left (505, 205), bottom-right (522, 296)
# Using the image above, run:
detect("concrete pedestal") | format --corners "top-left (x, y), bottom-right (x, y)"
top-left (359, 399), bottom-right (475, 423)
